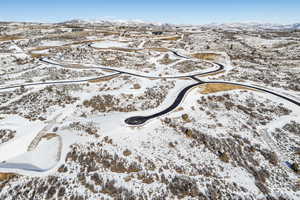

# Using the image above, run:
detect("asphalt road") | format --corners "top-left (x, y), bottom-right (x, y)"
top-left (125, 80), bottom-right (300, 126)
top-left (125, 82), bottom-right (204, 125)
top-left (0, 47), bottom-right (298, 127)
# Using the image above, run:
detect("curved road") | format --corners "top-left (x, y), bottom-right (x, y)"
top-left (1, 36), bottom-right (299, 178)
top-left (125, 80), bottom-right (300, 126)
top-left (125, 82), bottom-right (204, 125)
top-left (0, 43), bottom-right (298, 127)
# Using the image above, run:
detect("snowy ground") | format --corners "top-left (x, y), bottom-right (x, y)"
top-left (0, 21), bottom-right (299, 200)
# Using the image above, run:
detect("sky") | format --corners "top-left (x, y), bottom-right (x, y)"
top-left (0, 0), bottom-right (299, 25)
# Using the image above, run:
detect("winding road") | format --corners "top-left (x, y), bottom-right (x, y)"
top-left (0, 41), bottom-right (299, 127)
top-left (125, 79), bottom-right (300, 126)
top-left (0, 36), bottom-right (300, 177)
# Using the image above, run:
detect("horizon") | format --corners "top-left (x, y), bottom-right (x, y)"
top-left (0, 0), bottom-right (300, 25)
top-left (1, 17), bottom-right (300, 26)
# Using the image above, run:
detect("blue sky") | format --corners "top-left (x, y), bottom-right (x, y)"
top-left (0, 0), bottom-right (299, 24)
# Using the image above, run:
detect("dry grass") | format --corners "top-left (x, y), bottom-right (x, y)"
top-left (88, 74), bottom-right (120, 83)
top-left (159, 36), bottom-right (181, 41)
top-left (0, 173), bottom-right (15, 181)
top-left (178, 77), bottom-right (191, 80)
top-left (132, 83), bottom-right (141, 89)
top-left (147, 48), bottom-right (170, 52)
top-left (175, 107), bottom-right (184, 112)
top-left (0, 36), bottom-right (23, 41)
top-left (147, 77), bottom-right (160, 80)
top-left (192, 53), bottom-right (221, 61)
top-left (42, 133), bottom-right (58, 140)
top-left (30, 53), bottom-right (50, 58)
top-left (102, 69), bottom-right (115, 73)
top-left (199, 83), bottom-right (251, 94)
top-left (46, 31), bottom-right (95, 40)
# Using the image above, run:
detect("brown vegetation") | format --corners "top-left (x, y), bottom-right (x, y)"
top-left (147, 47), bottom-right (170, 52)
top-left (0, 173), bottom-right (15, 181)
top-left (88, 74), bottom-right (120, 83)
top-left (158, 36), bottom-right (181, 41)
top-left (199, 83), bottom-right (252, 94)
top-left (0, 36), bottom-right (23, 41)
top-left (132, 83), bottom-right (141, 89)
top-left (42, 133), bottom-right (58, 140)
top-left (158, 54), bottom-right (178, 65)
top-left (192, 53), bottom-right (221, 61)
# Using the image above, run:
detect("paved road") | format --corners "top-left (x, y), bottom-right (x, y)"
top-left (0, 46), bottom-right (298, 127)
top-left (125, 80), bottom-right (300, 126)
top-left (204, 81), bottom-right (300, 107)
top-left (45, 59), bottom-right (222, 78)
top-left (125, 82), bottom-right (205, 125)
top-left (0, 72), bottom-right (121, 91)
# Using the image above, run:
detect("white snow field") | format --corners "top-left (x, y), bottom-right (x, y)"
top-left (90, 41), bottom-right (129, 48)
top-left (0, 134), bottom-right (62, 175)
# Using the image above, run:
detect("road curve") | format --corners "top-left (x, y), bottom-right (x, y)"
top-left (2, 35), bottom-right (299, 178)
top-left (125, 82), bottom-right (204, 125)
top-left (0, 50), bottom-right (225, 92)
top-left (40, 55), bottom-right (224, 80)
top-left (125, 81), bottom-right (300, 126)
top-left (0, 45), bottom-right (298, 128)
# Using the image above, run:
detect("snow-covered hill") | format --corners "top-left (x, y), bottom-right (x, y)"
top-left (203, 22), bottom-right (300, 31)
top-left (61, 18), bottom-right (173, 28)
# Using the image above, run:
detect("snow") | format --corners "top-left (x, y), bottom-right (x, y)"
top-left (63, 18), bottom-right (166, 26)
top-left (0, 115), bottom-right (45, 162)
top-left (30, 49), bottom-right (49, 54)
top-left (90, 41), bottom-right (129, 48)
top-left (0, 135), bottom-right (61, 173)
top-left (203, 22), bottom-right (300, 30)
top-left (222, 167), bottom-right (261, 194)
top-left (0, 21), bottom-right (300, 199)
top-left (40, 40), bottom-right (68, 47)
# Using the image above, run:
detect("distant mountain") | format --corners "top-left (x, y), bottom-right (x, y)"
top-left (290, 23), bottom-right (300, 29)
top-left (59, 18), bottom-right (176, 32)
top-left (203, 22), bottom-right (300, 31)
top-left (60, 19), bottom-right (300, 31)
top-left (61, 18), bottom-right (172, 27)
